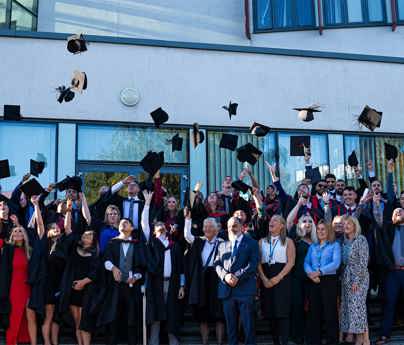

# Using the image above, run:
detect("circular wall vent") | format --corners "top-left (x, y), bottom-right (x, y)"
top-left (120, 87), bottom-right (140, 106)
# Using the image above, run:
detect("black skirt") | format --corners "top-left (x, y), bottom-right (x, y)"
top-left (192, 267), bottom-right (224, 323)
top-left (261, 262), bottom-right (291, 319)
top-left (45, 254), bottom-right (65, 305)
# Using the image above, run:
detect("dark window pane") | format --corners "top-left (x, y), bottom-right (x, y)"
top-left (272, 0), bottom-right (294, 28)
top-left (323, 0), bottom-right (344, 25)
top-left (296, 0), bottom-right (315, 26)
top-left (256, 0), bottom-right (273, 29)
top-left (368, 0), bottom-right (384, 21)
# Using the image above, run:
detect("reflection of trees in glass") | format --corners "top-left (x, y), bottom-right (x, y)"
top-left (84, 172), bottom-right (127, 204)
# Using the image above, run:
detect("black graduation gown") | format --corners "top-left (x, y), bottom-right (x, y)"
top-left (185, 237), bottom-right (223, 322)
top-left (94, 238), bottom-right (147, 328)
top-left (0, 243), bottom-right (14, 329)
top-left (146, 238), bottom-right (184, 335)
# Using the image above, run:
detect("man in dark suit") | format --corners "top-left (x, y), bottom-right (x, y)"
top-left (104, 176), bottom-right (145, 235)
top-left (214, 216), bottom-right (259, 345)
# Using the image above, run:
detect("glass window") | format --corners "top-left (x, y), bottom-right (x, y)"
top-left (77, 125), bottom-right (188, 164)
top-left (343, 135), bottom-right (375, 187)
top-left (255, 0), bottom-right (315, 30)
top-left (346, 0), bottom-right (363, 22)
top-left (368, 0), bottom-right (384, 22)
top-left (397, 0), bottom-right (404, 20)
top-left (207, 131), bottom-right (276, 193)
top-left (328, 134), bottom-right (345, 179)
top-left (374, 137), bottom-right (404, 193)
top-left (323, 0), bottom-right (345, 25)
top-left (1, 0), bottom-right (37, 31)
top-left (0, 123), bottom-right (56, 195)
top-left (278, 133), bottom-right (329, 194)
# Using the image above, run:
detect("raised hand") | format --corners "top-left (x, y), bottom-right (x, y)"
top-left (265, 161), bottom-right (279, 183)
top-left (142, 190), bottom-right (154, 205)
top-left (183, 206), bottom-right (191, 219)
top-left (122, 175), bottom-right (135, 185)
top-left (66, 198), bottom-right (73, 212)
top-left (30, 195), bottom-right (40, 205)
top-left (322, 192), bottom-right (330, 205)
top-left (387, 159), bottom-right (395, 173)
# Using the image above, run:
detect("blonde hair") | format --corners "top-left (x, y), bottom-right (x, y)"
top-left (104, 205), bottom-right (121, 225)
top-left (342, 215), bottom-right (361, 239)
top-left (269, 215), bottom-right (287, 245)
top-left (296, 215), bottom-right (317, 242)
top-left (8, 226), bottom-right (32, 259)
top-left (316, 220), bottom-right (335, 243)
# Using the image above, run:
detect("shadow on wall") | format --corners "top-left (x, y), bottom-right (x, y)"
top-left (39, 0), bottom-right (246, 43)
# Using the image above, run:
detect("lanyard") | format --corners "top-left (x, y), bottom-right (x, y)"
top-left (268, 239), bottom-right (279, 264)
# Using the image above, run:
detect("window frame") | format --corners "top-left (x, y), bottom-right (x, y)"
top-left (253, 0), bottom-right (388, 33)
top-left (0, 0), bottom-right (38, 31)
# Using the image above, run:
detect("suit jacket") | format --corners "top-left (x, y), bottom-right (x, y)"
top-left (214, 235), bottom-right (258, 299)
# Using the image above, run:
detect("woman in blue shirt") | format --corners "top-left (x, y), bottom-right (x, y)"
top-left (97, 205), bottom-right (120, 253)
top-left (304, 219), bottom-right (341, 345)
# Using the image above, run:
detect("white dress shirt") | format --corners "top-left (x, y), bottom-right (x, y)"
top-left (157, 235), bottom-right (172, 278)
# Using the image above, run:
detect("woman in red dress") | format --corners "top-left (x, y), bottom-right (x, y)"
top-left (0, 196), bottom-right (44, 345)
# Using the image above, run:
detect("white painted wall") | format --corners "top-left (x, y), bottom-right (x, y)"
top-left (0, 37), bottom-right (403, 133)
top-left (36, 0), bottom-right (404, 57)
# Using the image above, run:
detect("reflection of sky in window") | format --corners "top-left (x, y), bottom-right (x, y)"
top-left (77, 125), bottom-right (188, 164)
top-left (278, 133), bottom-right (329, 194)
top-left (347, 0), bottom-right (363, 22)
top-left (0, 123), bottom-right (56, 193)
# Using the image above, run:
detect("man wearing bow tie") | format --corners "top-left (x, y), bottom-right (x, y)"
top-left (214, 217), bottom-right (259, 345)
top-left (105, 175), bottom-right (145, 236)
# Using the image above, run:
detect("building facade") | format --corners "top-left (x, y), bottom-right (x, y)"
top-left (1, 0), bottom-right (404, 204)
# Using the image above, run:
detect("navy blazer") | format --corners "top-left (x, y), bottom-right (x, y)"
top-left (214, 234), bottom-right (259, 299)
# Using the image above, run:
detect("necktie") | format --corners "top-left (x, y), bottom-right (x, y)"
top-left (128, 198), bottom-right (135, 224)
top-left (231, 240), bottom-right (238, 258)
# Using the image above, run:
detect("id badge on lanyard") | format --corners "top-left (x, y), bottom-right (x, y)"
top-left (268, 239), bottom-right (279, 265)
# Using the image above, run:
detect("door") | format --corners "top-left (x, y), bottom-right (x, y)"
top-left (77, 163), bottom-right (189, 207)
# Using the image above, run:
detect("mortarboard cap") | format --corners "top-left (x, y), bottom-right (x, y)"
top-left (236, 143), bottom-right (263, 165)
top-left (222, 101), bottom-right (238, 119)
top-left (3, 105), bottom-right (21, 121)
top-left (67, 34), bottom-right (88, 54)
top-left (294, 105), bottom-right (321, 122)
top-left (231, 180), bottom-right (252, 193)
top-left (192, 123), bottom-right (205, 148)
top-left (358, 105), bottom-right (382, 132)
top-left (168, 133), bottom-right (183, 152)
top-left (385, 143), bottom-right (398, 161)
top-left (30, 159), bottom-right (45, 177)
top-left (150, 107), bottom-right (169, 128)
top-left (348, 151), bottom-right (359, 167)
top-left (290, 136), bottom-right (310, 156)
top-left (219, 133), bottom-right (238, 151)
top-left (20, 178), bottom-right (45, 199)
top-left (0, 160), bottom-right (11, 179)
top-left (55, 176), bottom-right (82, 192)
top-left (56, 86), bottom-right (75, 104)
top-left (250, 122), bottom-right (270, 137)
top-left (71, 71), bottom-right (87, 93)
top-left (141, 151), bottom-right (164, 177)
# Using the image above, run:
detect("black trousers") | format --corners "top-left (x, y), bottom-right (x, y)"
top-left (107, 284), bottom-right (141, 345)
top-left (270, 317), bottom-right (289, 345)
top-left (307, 275), bottom-right (338, 345)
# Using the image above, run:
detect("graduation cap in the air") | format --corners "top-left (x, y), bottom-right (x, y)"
top-left (167, 133), bottom-right (183, 152)
top-left (222, 101), bottom-right (238, 119)
top-left (294, 105), bottom-right (321, 122)
top-left (250, 122), bottom-right (270, 137)
top-left (56, 176), bottom-right (82, 192)
top-left (358, 105), bottom-right (382, 132)
top-left (0, 160), bottom-right (11, 179)
top-left (56, 86), bottom-right (75, 103)
top-left (71, 71), bottom-right (87, 93)
top-left (3, 105), bottom-right (21, 121)
top-left (236, 143), bottom-right (262, 165)
top-left (20, 178), bottom-right (45, 199)
top-left (347, 151), bottom-right (359, 167)
top-left (290, 136), bottom-right (310, 156)
top-left (231, 180), bottom-right (252, 193)
top-left (150, 107), bottom-right (169, 128)
top-left (30, 159), bottom-right (45, 177)
top-left (385, 143), bottom-right (398, 161)
top-left (141, 151), bottom-right (164, 177)
top-left (67, 34), bottom-right (88, 54)
top-left (219, 133), bottom-right (238, 151)
top-left (192, 123), bottom-right (205, 148)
